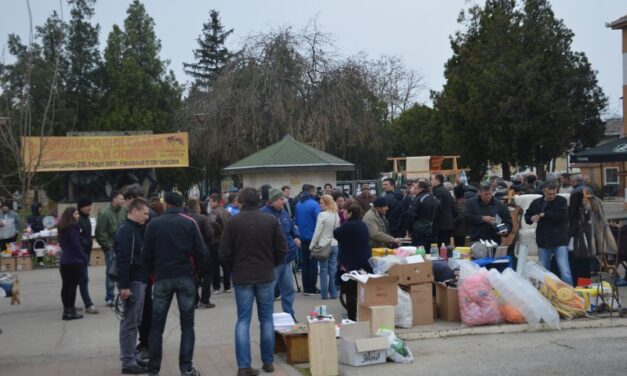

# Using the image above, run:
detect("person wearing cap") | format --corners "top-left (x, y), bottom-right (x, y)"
top-left (219, 187), bottom-right (287, 376)
top-left (95, 190), bottom-right (126, 306)
top-left (354, 183), bottom-right (375, 214)
top-left (260, 188), bottom-right (300, 319)
top-left (142, 192), bottom-right (208, 376)
top-left (363, 197), bottom-right (402, 248)
top-left (77, 196), bottom-right (98, 314)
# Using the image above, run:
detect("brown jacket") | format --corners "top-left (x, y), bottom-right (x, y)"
top-left (219, 207), bottom-right (288, 285)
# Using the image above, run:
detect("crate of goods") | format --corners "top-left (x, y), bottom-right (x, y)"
top-left (387, 256), bottom-right (433, 285)
top-left (91, 248), bottom-right (105, 266)
top-left (357, 304), bottom-right (395, 335)
top-left (338, 321), bottom-right (388, 367)
top-left (1, 257), bottom-right (16, 272)
top-left (436, 281), bottom-right (460, 322)
top-left (357, 275), bottom-right (398, 306)
top-left (307, 316), bottom-right (338, 376)
top-left (15, 256), bottom-right (32, 271)
top-left (402, 283), bottom-right (434, 325)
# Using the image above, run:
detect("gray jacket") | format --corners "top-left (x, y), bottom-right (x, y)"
top-left (0, 210), bottom-right (20, 240)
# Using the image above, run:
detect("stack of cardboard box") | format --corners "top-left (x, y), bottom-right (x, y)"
top-left (388, 257), bottom-right (435, 326)
top-left (356, 275), bottom-right (398, 334)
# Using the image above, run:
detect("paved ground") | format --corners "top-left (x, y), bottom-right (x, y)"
top-left (2, 264), bottom-right (627, 375)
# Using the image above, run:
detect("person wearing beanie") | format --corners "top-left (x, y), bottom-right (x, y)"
top-left (260, 188), bottom-right (300, 320)
top-left (363, 197), bottom-right (401, 248)
top-left (142, 192), bottom-right (208, 376)
top-left (77, 196), bottom-right (98, 314)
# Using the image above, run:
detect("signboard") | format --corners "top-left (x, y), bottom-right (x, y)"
top-left (22, 133), bottom-right (189, 172)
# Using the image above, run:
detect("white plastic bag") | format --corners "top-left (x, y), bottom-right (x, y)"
top-left (369, 255), bottom-right (403, 274)
top-left (488, 268), bottom-right (560, 329)
top-left (395, 288), bottom-right (413, 329)
top-left (375, 328), bottom-right (414, 364)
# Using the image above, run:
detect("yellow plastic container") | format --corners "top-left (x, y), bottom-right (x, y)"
top-left (455, 247), bottom-right (471, 259)
top-left (371, 248), bottom-right (391, 257)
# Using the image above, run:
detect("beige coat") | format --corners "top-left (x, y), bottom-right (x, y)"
top-left (363, 207), bottom-right (395, 248)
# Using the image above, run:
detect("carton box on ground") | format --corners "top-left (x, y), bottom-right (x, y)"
top-left (357, 275), bottom-right (398, 306)
top-left (338, 321), bottom-right (388, 367)
top-left (307, 316), bottom-right (338, 376)
top-left (433, 300), bottom-right (438, 319)
top-left (402, 283), bottom-right (434, 326)
top-left (436, 282), bottom-right (460, 322)
top-left (388, 258), bottom-right (433, 285)
top-left (90, 248), bottom-right (105, 266)
top-left (15, 256), bottom-right (32, 271)
top-left (274, 331), bottom-right (309, 364)
top-left (1, 258), bottom-right (16, 272)
top-left (357, 304), bottom-right (395, 335)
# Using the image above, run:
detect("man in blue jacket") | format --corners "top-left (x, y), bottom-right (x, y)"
top-left (295, 184), bottom-right (321, 295)
top-left (143, 192), bottom-right (208, 376)
top-left (116, 199), bottom-right (150, 374)
top-left (261, 188), bottom-right (301, 319)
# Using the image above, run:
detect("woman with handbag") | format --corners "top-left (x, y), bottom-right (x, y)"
top-left (57, 207), bottom-right (85, 320)
top-left (310, 195), bottom-right (340, 299)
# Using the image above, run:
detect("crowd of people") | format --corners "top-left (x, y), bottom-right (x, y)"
top-left (1, 170), bottom-right (597, 376)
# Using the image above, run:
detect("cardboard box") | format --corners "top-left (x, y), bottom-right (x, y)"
top-left (307, 317), bottom-right (338, 376)
top-left (15, 256), bottom-right (32, 271)
top-left (357, 275), bottom-right (398, 306)
top-left (403, 284), bottom-right (434, 326)
top-left (274, 331), bottom-right (309, 364)
top-left (436, 282), bottom-right (460, 322)
top-left (357, 304), bottom-right (395, 334)
top-left (433, 300), bottom-right (438, 319)
top-left (338, 322), bottom-right (388, 367)
top-left (1, 258), bottom-right (16, 272)
top-left (90, 248), bottom-right (105, 266)
top-left (388, 259), bottom-right (433, 285)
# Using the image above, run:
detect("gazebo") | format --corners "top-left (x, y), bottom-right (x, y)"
top-left (571, 137), bottom-right (627, 198)
top-left (223, 135), bottom-right (354, 190)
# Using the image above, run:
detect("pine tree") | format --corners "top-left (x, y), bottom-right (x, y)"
top-left (183, 10), bottom-right (233, 91)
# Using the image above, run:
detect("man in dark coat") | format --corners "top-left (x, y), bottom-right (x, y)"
top-left (431, 173), bottom-right (455, 245)
top-left (463, 184), bottom-right (512, 244)
top-left (406, 180), bottom-right (439, 248)
top-left (186, 199), bottom-right (214, 309)
top-left (524, 181), bottom-right (573, 286)
top-left (382, 177), bottom-right (405, 237)
top-left (220, 187), bottom-right (287, 375)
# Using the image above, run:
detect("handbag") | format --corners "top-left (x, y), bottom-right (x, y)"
top-left (310, 214), bottom-right (337, 261)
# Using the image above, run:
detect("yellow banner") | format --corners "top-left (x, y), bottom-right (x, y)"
top-left (22, 133), bottom-right (189, 172)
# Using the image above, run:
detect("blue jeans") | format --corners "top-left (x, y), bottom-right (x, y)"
top-left (274, 262), bottom-right (296, 319)
top-left (105, 250), bottom-right (115, 302)
top-left (300, 241), bottom-right (318, 293)
top-left (234, 281), bottom-right (274, 368)
top-left (539, 245), bottom-right (574, 286)
top-left (119, 281), bottom-right (146, 368)
top-left (148, 276), bottom-right (196, 374)
top-left (79, 262), bottom-right (94, 308)
top-left (318, 246), bottom-right (338, 299)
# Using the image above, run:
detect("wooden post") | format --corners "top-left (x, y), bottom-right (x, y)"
top-left (307, 318), bottom-right (338, 376)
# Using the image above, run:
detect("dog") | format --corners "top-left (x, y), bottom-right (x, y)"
top-left (10, 275), bottom-right (20, 305)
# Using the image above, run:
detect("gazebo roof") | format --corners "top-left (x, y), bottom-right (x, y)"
top-left (571, 137), bottom-right (627, 163)
top-left (223, 135), bottom-right (354, 174)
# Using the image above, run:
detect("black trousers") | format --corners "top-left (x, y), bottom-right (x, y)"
top-left (437, 230), bottom-right (454, 246)
top-left (210, 242), bottom-right (231, 290)
top-left (59, 263), bottom-right (82, 309)
top-left (453, 236), bottom-right (467, 247)
top-left (339, 280), bottom-right (358, 321)
top-left (138, 279), bottom-right (153, 349)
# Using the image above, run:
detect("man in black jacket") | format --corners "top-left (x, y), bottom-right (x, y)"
top-left (463, 184), bottom-right (512, 244)
top-left (116, 198), bottom-right (150, 374)
top-left (143, 192), bottom-right (208, 376)
top-left (524, 182), bottom-right (573, 286)
top-left (186, 199), bottom-right (214, 309)
top-left (382, 177), bottom-right (405, 237)
top-left (431, 173), bottom-right (455, 245)
top-left (77, 197), bottom-right (98, 314)
top-left (406, 180), bottom-right (439, 248)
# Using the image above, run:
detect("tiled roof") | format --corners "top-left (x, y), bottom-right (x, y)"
top-left (223, 135), bottom-right (354, 174)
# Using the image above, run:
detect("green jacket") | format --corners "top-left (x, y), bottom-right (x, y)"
top-left (95, 204), bottom-right (125, 251)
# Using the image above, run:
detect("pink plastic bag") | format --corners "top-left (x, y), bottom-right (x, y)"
top-left (458, 269), bottom-right (502, 326)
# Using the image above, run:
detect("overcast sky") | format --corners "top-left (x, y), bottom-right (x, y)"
top-left (1, 1), bottom-right (625, 117)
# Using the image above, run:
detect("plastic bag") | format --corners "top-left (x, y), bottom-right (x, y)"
top-left (488, 268), bottom-right (560, 329)
top-left (375, 328), bottom-right (414, 364)
top-left (369, 255), bottom-right (403, 274)
top-left (458, 269), bottom-right (502, 326)
top-left (522, 261), bottom-right (585, 319)
top-left (395, 288), bottom-right (413, 329)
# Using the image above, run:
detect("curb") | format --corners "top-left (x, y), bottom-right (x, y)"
top-left (398, 317), bottom-right (627, 341)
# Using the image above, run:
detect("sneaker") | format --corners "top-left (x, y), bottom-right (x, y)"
top-left (223, 289), bottom-right (232, 293)
top-left (181, 367), bottom-right (201, 376)
top-left (237, 368), bottom-right (259, 376)
top-left (212, 289), bottom-right (221, 295)
top-left (85, 305), bottom-right (99, 314)
top-left (262, 363), bottom-right (274, 373)
top-left (198, 302), bottom-right (216, 309)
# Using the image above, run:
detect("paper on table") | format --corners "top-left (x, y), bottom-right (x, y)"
top-left (341, 271), bottom-right (387, 283)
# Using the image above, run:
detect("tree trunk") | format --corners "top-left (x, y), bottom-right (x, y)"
top-left (502, 161), bottom-right (511, 180)
top-left (535, 162), bottom-right (546, 180)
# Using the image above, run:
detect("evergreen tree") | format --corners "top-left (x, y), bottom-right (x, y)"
top-left (183, 10), bottom-right (233, 91)
top-left (98, 0), bottom-right (181, 131)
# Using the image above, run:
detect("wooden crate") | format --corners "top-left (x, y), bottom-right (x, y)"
top-left (90, 248), bottom-right (105, 266)
top-left (1, 258), bottom-right (16, 272)
top-left (15, 256), bottom-right (32, 271)
top-left (274, 331), bottom-right (309, 364)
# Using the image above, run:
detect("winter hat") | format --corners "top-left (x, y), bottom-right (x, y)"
top-left (268, 188), bottom-right (284, 203)
top-left (164, 192), bottom-right (184, 207)
top-left (77, 196), bottom-right (93, 209)
top-left (373, 197), bottom-right (389, 208)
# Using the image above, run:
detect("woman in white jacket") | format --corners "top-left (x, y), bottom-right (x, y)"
top-left (310, 195), bottom-right (340, 299)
